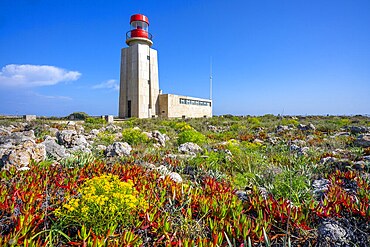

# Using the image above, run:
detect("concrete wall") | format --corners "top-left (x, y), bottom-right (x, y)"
top-left (159, 94), bottom-right (212, 118)
top-left (118, 44), bottom-right (159, 118)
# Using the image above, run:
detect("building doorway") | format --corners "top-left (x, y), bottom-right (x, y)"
top-left (127, 100), bottom-right (131, 118)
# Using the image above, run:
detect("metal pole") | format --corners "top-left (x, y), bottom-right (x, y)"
top-left (210, 56), bottom-right (213, 100)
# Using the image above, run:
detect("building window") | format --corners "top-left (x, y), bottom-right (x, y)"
top-left (179, 98), bottom-right (211, 107)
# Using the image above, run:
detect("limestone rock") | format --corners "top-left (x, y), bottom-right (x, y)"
top-left (290, 144), bottom-right (309, 156)
top-left (317, 220), bottom-right (352, 246)
top-left (18, 167), bottom-right (30, 171)
top-left (43, 137), bottom-right (69, 161)
top-left (353, 161), bottom-right (367, 171)
top-left (0, 130), bottom-right (35, 145)
top-left (105, 142), bottom-right (132, 157)
top-left (152, 130), bottom-right (168, 147)
top-left (235, 190), bottom-right (248, 202)
top-left (320, 157), bottom-right (338, 164)
top-left (90, 129), bottom-right (100, 136)
top-left (347, 126), bottom-right (368, 134)
top-left (0, 127), bottom-right (11, 137)
top-left (354, 134), bottom-right (370, 148)
top-left (96, 145), bottom-right (107, 152)
top-left (142, 130), bottom-right (168, 147)
top-left (312, 179), bottom-right (330, 198)
top-left (253, 138), bottom-right (264, 144)
top-left (164, 153), bottom-right (195, 160)
top-left (49, 128), bottom-right (59, 137)
top-left (297, 123), bottom-right (316, 131)
top-left (292, 139), bottom-right (306, 146)
top-left (178, 142), bottom-right (203, 155)
top-left (169, 172), bottom-right (182, 183)
top-left (104, 124), bottom-right (122, 133)
top-left (71, 135), bottom-right (88, 147)
top-left (276, 125), bottom-right (291, 133)
top-left (331, 132), bottom-right (350, 138)
top-left (56, 130), bottom-right (89, 149)
top-left (75, 125), bottom-right (85, 135)
top-left (57, 130), bottom-right (77, 147)
top-left (114, 132), bottom-right (123, 140)
top-left (207, 125), bottom-right (218, 132)
top-left (155, 165), bottom-right (170, 175)
top-left (2, 140), bottom-right (46, 169)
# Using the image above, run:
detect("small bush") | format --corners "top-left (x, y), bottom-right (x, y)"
top-left (281, 118), bottom-right (299, 126)
top-left (85, 117), bottom-right (105, 124)
top-left (247, 117), bottom-right (261, 126)
top-left (230, 123), bottom-right (246, 132)
top-left (178, 130), bottom-right (206, 145)
top-left (67, 112), bottom-right (89, 120)
top-left (55, 174), bottom-right (147, 235)
top-left (121, 128), bottom-right (149, 145)
top-left (272, 169), bottom-right (311, 205)
top-left (172, 122), bottom-right (194, 131)
top-left (95, 132), bottom-right (115, 146)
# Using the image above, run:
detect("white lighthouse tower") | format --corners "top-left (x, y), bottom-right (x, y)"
top-left (119, 14), bottom-right (160, 118)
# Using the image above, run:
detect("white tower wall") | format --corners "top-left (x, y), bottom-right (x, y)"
top-left (119, 43), bottom-right (159, 118)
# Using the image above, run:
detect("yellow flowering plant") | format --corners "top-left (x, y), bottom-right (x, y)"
top-left (55, 174), bottom-right (147, 235)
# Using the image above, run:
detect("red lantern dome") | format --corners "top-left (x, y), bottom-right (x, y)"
top-left (126, 14), bottom-right (153, 46)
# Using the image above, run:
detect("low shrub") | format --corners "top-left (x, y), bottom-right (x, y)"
top-left (271, 169), bottom-right (312, 205)
top-left (121, 128), bottom-right (149, 145)
top-left (281, 118), bottom-right (299, 126)
top-left (172, 122), bottom-right (194, 131)
top-left (55, 174), bottom-right (147, 235)
top-left (95, 132), bottom-right (115, 146)
top-left (177, 130), bottom-right (206, 145)
top-left (247, 117), bottom-right (261, 126)
top-left (85, 117), bottom-right (105, 124)
top-left (67, 112), bottom-right (89, 120)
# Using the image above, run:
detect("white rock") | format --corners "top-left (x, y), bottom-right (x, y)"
top-left (178, 142), bottom-right (203, 155)
top-left (168, 172), bottom-right (182, 183)
top-left (105, 142), bottom-right (132, 157)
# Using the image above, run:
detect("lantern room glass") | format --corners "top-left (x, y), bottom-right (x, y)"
top-left (131, 21), bottom-right (148, 31)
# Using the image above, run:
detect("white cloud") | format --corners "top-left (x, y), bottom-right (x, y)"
top-left (92, 79), bottom-right (119, 91)
top-left (32, 92), bottom-right (72, 100)
top-left (0, 64), bottom-right (81, 87)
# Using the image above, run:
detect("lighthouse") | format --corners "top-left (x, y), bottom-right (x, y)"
top-left (119, 14), bottom-right (212, 119)
top-left (119, 14), bottom-right (160, 118)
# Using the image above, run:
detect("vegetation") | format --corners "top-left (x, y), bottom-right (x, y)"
top-left (55, 174), bottom-right (147, 235)
top-left (0, 115), bottom-right (369, 246)
top-left (121, 128), bottom-right (150, 146)
top-left (85, 117), bottom-right (106, 124)
top-left (177, 129), bottom-right (206, 145)
top-left (67, 112), bottom-right (89, 120)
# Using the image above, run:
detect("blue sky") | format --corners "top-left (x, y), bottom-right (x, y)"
top-left (0, 0), bottom-right (369, 116)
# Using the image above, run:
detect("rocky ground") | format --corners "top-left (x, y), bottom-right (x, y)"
top-left (0, 115), bottom-right (369, 246)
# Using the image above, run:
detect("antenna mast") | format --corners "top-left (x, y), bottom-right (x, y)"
top-left (210, 57), bottom-right (213, 100)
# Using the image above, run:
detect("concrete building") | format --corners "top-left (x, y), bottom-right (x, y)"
top-left (119, 14), bottom-right (212, 119)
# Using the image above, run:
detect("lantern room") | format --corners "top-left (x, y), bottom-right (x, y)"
top-left (126, 14), bottom-right (153, 47)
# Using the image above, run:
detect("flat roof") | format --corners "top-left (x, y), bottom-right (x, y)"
top-left (160, 94), bottom-right (212, 102)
